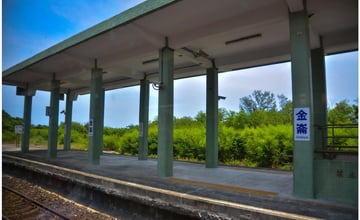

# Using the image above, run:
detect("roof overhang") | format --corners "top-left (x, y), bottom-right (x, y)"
top-left (3, 0), bottom-right (358, 95)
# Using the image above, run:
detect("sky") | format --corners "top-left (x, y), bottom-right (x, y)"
top-left (2, 0), bottom-right (358, 128)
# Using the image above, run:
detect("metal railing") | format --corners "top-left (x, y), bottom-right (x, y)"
top-left (315, 124), bottom-right (358, 159)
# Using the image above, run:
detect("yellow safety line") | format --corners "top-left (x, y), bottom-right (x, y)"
top-left (168, 178), bottom-right (278, 197)
top-left (221, 165), bottom-right (293, 175)
top-left (3, 154), bottom-right (322, 220)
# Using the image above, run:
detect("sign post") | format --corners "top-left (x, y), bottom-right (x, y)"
top-left (14, 125), bottom-right (24, 148)
top-left (46, 106), bottom-right (51, 116)
top-left (88, 118), bottom-right (94, 137)
top-left (294, 107), bottom-right (310, 141)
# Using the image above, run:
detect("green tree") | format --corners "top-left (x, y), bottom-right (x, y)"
top-left (194, 111), bottom-right (206, 124)
top-left (351, 99), bottom-right (358, 123)
top-left (277, 94), bottom-right (290, 110)
top-left (328, 100), bottom-right (357, 124)
top-left (2, 110), bottom-right (23, 143)
top-left (276, 100), bottom-right (293, 124)
top-left (174, 116), bottom-right (194, 128)
top-left (224, 110), bottom-right (250, 129)
top-left (239, 90), bottom-right (277, 113)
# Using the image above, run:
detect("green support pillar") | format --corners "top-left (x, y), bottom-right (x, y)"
top-left (88, 62), bottom-right (103, 165)
top-left (206, 64), bottom-right (219, 168)
top-left (311, 47), bottom-right (327, 151)
top-left (64, 91), bottom-right (74, 151)
top-left (48, 79), bottom-right (60, 158)
top-left (289, 10), bottom-right (315, 198)
top-left (157, 46), bottom-right (174, 177)
top-left (139, 78), bottom-right (149, 160)
top-left (99, 89), bottom-right (105, 155)
top-left (21, 95), bottom-right (33, 153)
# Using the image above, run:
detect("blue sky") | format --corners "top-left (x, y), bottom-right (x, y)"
top-left (2, 1), bottom-right (358, 128)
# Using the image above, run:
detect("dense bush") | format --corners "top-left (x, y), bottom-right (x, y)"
top-left (2, 130), bottom-right (17, 143)
top-left (117, 128), bottom-right (139, 155)
top-left (2, 110), bottom-right (23, 143)
top-left (240, 125), bottom-right (292, 167)
top-left (148, 126), bottom-right (158, 156)
top-left (103, 135), bottom-right (120, 152)
top-left (174, 126), bottom-right (205, 161)
top-left (30, 128), bottom-right (48, 145)
top-left (2, 98), bottom-right (357, 169)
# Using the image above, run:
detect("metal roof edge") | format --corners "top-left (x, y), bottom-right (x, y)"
top-left (2, 0), bottom-right (178, 78)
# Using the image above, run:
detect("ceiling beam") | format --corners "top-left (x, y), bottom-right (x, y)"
top-left (285, 0), bottom-right (304, 12)
top-left (176, 47), bottom-right (213, 68)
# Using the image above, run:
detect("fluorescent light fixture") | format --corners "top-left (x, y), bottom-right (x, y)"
top-left (225, 33), bottom-right (262, 45)
top-left (142, 58), bottom-right (159, 65)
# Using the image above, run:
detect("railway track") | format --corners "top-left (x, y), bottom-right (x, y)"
top-left (3, 186), bottom-right (69, 220)
top-left (2, 174), bottom-right (119, 220)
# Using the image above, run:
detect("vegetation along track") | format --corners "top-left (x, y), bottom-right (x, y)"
top-left (2, 174), bottom-right (118, 220)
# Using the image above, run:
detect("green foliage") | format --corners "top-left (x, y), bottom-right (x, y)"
top-left (328, 100), bottom-right (358, 124)
top-left (71, 122), bottom-right (88, 134)
top-left (2, 94), bottom-right (357, 170)
top-left (326, 100), bottom-right (358, 151)
top-left (239, 90), bottom-right (277, 113)
top-left (222, 110), bottom-right (248, 129)
top-left (327, 125), bottom-right (358, 150)
top-left (2, 110), bottom-right (23, 143)
top-left (2, 110), bottom-right (23, 130)
top-left (148, 126), bottom-right (158, 156)
top-left (194, 111), bottom-right (206, 124)
top-left (174, 126), bottom-right (205, 161)
top-left (30, 128), bottom-right (48, 145)
top-left (117, 128), bottom-right (139, 155)
top-left (103, 135), bottom-right (120, 152)
top-left (218, 126), bottom-right (245, 162)
top-left (240, 125), bottom-right (293, 167)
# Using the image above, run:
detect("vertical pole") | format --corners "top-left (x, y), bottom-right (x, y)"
top-left (64, 91), bottom-right (73, 151)
top-left (289, 10), bottom-right (315, 198)
top-left (99, 88), bottom-right (105, 155)
top-left (139, 77), bottom-right (149, 160)
top-left (21, 95), bottom-right (32, 153)
top-left (311, 47), bottom-right (327, 151)
top-left (206, 63), bottom-right (219, 168)
top-left (157, 46), bottom-right (174, 177)
top-left (88, 61), bottom-right (103, 165)
top-left (48, 79), bottom-right (60, 158)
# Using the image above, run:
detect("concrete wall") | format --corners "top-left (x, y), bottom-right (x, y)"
top-left (314, 159), bottom-right (358, 206)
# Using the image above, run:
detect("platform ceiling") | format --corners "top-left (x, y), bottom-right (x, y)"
top-left (2, 0), bottom-right (358, 95)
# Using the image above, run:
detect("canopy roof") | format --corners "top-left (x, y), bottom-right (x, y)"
top-left (3, 0), bottom-right (358, 95)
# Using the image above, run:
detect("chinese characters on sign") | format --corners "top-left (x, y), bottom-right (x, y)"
top-left (46, 106), bottom-right (51, 116)
top-left (294, 107), bottom-right (310, 141)
top-left (89, 118), bottom-right (94, 136)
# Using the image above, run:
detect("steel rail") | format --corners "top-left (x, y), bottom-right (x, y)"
top-left (3, 185), bottom-right (71, 220)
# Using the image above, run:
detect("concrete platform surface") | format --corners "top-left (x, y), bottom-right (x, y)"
top-left (2, 145), bottom-right (358, 219)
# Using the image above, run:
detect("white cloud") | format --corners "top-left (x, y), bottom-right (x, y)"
top-left (174, 76), bottom-right (206, 117)
top-left (218, 63), bottom-right (292, 111)
top-left (325, 51), bottom-right (358, 107)
top-left (104, 87), bottom-right (140, 127)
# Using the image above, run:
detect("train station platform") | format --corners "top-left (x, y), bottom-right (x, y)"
top-left (2, 145), bottom-right (358, 219)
